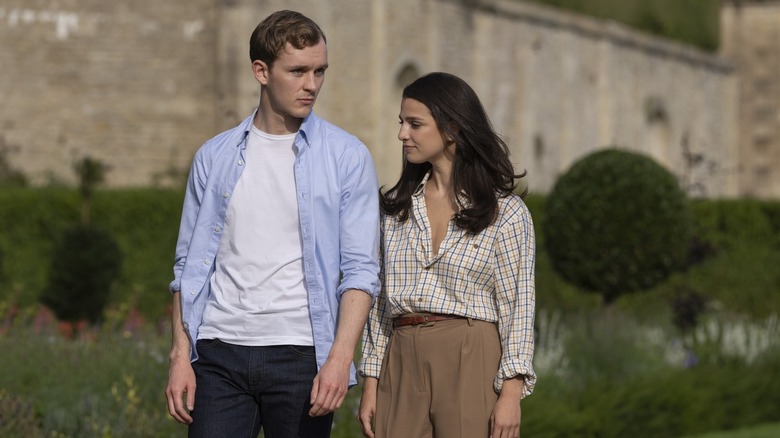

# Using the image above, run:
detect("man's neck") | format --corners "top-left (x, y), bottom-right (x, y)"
top-left (252, 110), bottom-right (303, 135)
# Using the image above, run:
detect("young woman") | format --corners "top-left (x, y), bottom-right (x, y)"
top-left (358, 72), bottom-right (537, 438)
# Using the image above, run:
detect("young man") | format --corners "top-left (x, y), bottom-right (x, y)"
top-left (164, 10), bottom-right (380, 438)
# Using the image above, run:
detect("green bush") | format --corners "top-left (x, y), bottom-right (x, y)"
top-left (1, 185), bottom-right (776, 323)
top-left (525, 0), bottom-right (720, 51)
top-left (0, 188), bottom-right (182, 320)
top-left (543, 149), bottom-right (692, 303)
top-left (521, 314), bottom-right (780, 438)
top-left (40, 225), bottom-right (123, 324)
top-left (691, 199), bottom-right (775, 249)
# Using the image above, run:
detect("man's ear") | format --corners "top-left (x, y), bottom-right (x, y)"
top-left (252, 60), bottom-right (270, 85)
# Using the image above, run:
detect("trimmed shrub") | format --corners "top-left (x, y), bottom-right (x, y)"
top-left (40, 225), bottom-right (122, 323)
top-left (544, 149), bottom-right (691, 302)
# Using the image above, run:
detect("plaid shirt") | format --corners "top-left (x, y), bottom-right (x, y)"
top-left (360, 175), bottom-right (537, 396)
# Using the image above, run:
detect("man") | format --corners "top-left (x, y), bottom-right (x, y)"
top-left (165, 10), bottom-right (380, 438)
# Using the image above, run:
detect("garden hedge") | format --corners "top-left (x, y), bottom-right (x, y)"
top-left (0, 187), bottom-right (778, 321)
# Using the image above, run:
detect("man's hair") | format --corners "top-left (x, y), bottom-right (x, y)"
top-left (249, 10), bottom-right (326, 68)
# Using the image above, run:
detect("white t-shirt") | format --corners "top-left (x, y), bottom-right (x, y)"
top-left (198, 125), bottom-right (313, 346)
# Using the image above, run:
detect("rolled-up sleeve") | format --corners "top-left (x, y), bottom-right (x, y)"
top-left (336, 143), bottom-right (381, 299)
top-left (492, 202), bottom-right (537, 397)
top-left (169, 148), bottom-right (209, 294)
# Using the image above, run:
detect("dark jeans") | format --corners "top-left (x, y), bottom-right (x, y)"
top-left (189, 339), bottom-right (333, 438)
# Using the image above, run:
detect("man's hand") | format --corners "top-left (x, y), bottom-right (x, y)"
top-left (165, 291), bottom-right (195, 425)
top-left (166, 357), bottom-right (196, 424)
top-left (308, 356), bottom-right (350, 416)
top-left (357, 377), bottom-right (378, 437)
top-left (308, 289), bottom-right (372, 417)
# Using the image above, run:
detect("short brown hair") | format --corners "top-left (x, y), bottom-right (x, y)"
top-left (249, 10), bottom-right (326, 67)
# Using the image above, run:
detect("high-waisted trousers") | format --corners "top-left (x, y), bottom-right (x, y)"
top-left (374, 318), bottom-right (502, 438)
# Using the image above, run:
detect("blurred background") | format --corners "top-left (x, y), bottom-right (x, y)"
top-left (0, 0), bottom-right (778, 437)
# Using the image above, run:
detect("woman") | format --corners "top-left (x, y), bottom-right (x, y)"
top-left (358, 72), bottom-right (536, 438)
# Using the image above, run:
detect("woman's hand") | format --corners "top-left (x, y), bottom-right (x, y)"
top-left (358, 377), bottom-right (379, 438)
top-left (490, 376), bottom-right (524, 438)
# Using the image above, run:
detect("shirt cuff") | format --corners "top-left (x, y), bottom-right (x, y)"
top-left (495, 361), bottom-right (537, 397)
top-left (358, 355), bottom-right (383, 379)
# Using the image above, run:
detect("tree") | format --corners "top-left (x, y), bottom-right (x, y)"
top-left (40, 157), bottom-right (122, 324)
top-left (543, 148), bottom-right (692, 303)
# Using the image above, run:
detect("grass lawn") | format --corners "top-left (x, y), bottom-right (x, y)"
top-left (686, 422), bottom-right (780, 438)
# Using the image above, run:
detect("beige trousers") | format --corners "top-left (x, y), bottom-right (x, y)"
top-left (374, 318), bottom-right (502, 438)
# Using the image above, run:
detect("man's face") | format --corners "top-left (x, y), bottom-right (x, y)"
top-left (255, 40), bottom-right (328, 126)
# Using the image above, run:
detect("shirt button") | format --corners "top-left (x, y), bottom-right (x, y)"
top-left (424, 266), bottom-right (431, 270)
top-left (223, 192), bottom-right (229, 198)
top-left (203, 259), bottom-right (209, 265)
top-left (190, 290), bottom-right (196, 295)
top-left (238, 160), bottom-right (244, 166)
top-left (417, 297), bottom-right (423, 302)
top-left (214, 226), bottom-right (221, 233)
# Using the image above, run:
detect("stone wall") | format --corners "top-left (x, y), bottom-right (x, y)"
top-left (0, 0), bottom-right (218, 186)
top-left (0, 0), bottom-right (743, 198)
top-left (721, 0), bottom-right (780, 199)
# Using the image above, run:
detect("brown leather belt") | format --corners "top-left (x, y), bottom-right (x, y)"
top-left (393, 313), bottom-right (465, 328)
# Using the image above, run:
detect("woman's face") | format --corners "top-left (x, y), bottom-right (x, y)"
top-left (398, 98), bottom-right (455, 166)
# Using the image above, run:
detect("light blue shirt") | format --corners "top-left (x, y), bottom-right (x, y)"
top-left (170, 111), bottom-right (380, 386)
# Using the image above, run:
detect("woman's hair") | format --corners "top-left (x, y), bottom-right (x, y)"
top-left (249, 10), bottom-right (326, 68)
top-left (381, 72), bottom-right (526, 234)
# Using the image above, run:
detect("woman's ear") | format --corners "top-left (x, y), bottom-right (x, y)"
top-left (444, 122), bottom-right (460, 144)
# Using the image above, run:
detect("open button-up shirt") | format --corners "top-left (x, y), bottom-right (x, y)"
top-left (170, 111), bottom-right (380, 386)
top-left (360, 174), bottom-right (536, 396)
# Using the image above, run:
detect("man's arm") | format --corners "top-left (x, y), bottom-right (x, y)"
top-left (308, 289), bottom-right (372, 417)
top-left (165, 291), bottom-right (196, 424)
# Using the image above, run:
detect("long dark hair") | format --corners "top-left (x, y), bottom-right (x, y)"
top-left (381, 72), bottom-right (526, 234)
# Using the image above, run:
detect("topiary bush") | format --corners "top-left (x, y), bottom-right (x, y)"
top-left (40, 225), bottom-right (122, 324)
top-left (543, 148), bottom-right (691, 303)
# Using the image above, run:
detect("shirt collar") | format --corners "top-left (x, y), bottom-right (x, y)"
top-left (237, 110), bottom-right (320, 148)
top-left (412, 171), bottom-right (472, 208)
top-left (297, 111), bottom-right (320, 150)
top-left (412, 171), bottom-right (431, 198)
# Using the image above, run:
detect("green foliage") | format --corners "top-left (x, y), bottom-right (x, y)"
top-left (74, 156), bottom-right (109, 227)
top-left (524, 194), bottom-right (603, 313)
top-left (0, 389), bottom-right (42, 437)
top-left (74, 156), bottom-right (106, 200)
top-left (0, 328), bottom-right (178, 437)
top-left (522, 310), bottom-right (780, 438)
top-left (686, 422), bottom-right (780, 438)
top-left (0, 136), bottom-right (27, 187)
top-left (692, 199), bottom-right (779, 249)
top-left (524, 0), bottom-right (720, 51)
top-left (40, 225), bottom-right (123, 323)
top-left (544, 149), bottom-right (692, 302)
top-left (0, 184), bottom-right (776, 438)
top-left (0, 188), bottom-right (182, 320)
